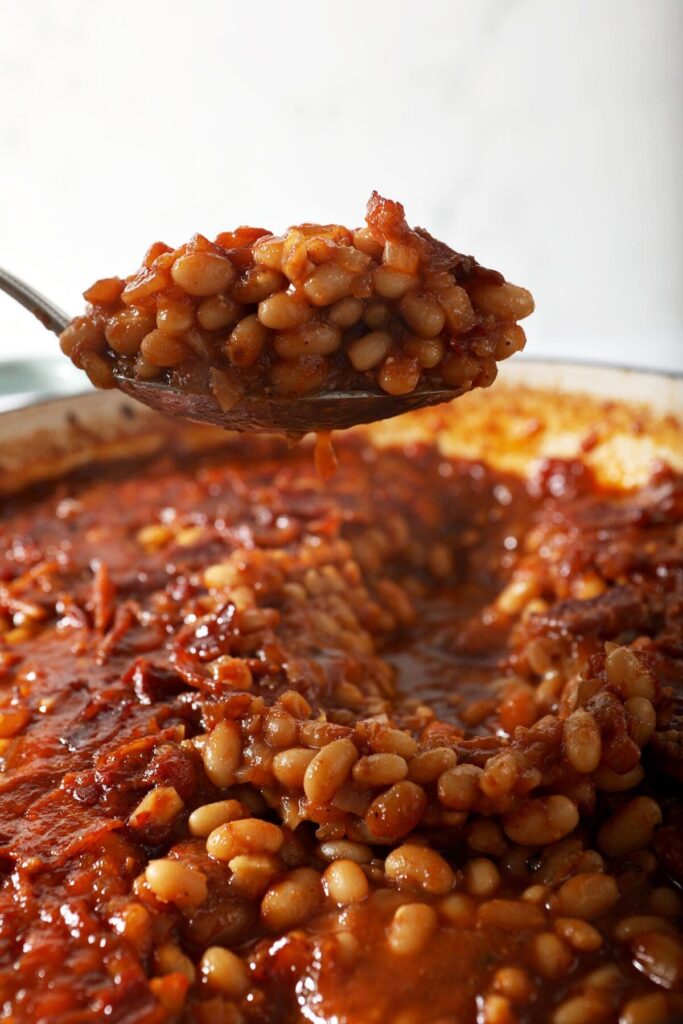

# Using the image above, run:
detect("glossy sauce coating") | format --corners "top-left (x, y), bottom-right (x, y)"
top-left (58, 193), bottom-right (533, 410)
top-left (0, 436), bottom-right (681, 1023)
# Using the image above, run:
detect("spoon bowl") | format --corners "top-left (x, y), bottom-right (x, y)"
top-left (114, 372), bottom-right (463, 435)
top-left (1, 266), bottom-right (462, 434)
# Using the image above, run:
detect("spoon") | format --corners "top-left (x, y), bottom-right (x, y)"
top-left (0, 267), bottom-right (462, 434)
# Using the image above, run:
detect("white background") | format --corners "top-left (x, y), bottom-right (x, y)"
top-left (1, 0), bottom-right (681, 374)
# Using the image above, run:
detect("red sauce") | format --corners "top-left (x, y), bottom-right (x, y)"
top-left (0, 436), bottom-right (681, 1023)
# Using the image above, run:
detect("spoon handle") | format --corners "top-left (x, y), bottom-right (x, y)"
top-left (0, 267), bottom-right (71, 336)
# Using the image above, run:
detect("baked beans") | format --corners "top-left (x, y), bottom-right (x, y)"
top-left (60, 193), bottom-right (532, 409)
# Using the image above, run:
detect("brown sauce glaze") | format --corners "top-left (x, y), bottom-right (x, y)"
top-left (0, 436), bottom-right (681, 1023)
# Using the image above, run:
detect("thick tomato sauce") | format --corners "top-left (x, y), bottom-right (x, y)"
top-left (0, 435), bottom-right (681, 1023)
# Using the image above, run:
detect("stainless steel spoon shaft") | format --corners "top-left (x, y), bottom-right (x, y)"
top-left (0, 267), bottom-right (70, 336)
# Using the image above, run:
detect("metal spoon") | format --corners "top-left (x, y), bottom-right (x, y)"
top-left (0, 267), bottom-right (462, 434)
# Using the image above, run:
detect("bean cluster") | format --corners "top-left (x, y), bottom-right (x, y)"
top-left (1, 426), bottom-right (681, 1023)
top-left (59, 193), bottom-right (533, 407)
